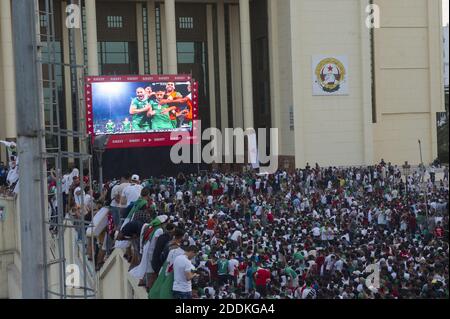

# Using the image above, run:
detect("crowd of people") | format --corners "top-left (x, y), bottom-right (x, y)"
top-left (52, 160), bottom-right (448, 299)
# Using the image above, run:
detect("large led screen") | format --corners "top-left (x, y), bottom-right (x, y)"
top-left (85, 75), bottom-right (199, 149)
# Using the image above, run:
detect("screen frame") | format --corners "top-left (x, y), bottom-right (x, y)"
top-left (85, 74), bottom-right (199, 149)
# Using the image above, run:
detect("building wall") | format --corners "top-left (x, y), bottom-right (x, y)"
top-left (0, 33), bottom-right (5, 163)
top-left (288, 0), bottom-right (371, 167)
top-left (444, 25), bottom-right (449, 88)
top-left (373, 0), bottom-right (444, 165)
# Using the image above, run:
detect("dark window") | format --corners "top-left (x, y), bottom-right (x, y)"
top-left (155, 5), bottom-right (163, 74)
top-left (143, 4), bottom-right (150, 74)
top-left (107, 16), bottom-right (123, 28)
top-left (40, 14), bottom-right (48, 28)
top-left (179, 17), bottom-right (194, 29)
top-left (98, 42), bottom-right (138, 75)
top-left (177, 42), bottom-right (195, 64)
top-left (99, 42), bottom-right (129, 64)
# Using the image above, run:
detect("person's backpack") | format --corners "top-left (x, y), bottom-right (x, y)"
top-left (160, 240), bottom-right (171, 265)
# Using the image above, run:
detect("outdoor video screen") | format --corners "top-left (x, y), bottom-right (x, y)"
top-left (85, 75), bottom-right (198, 149)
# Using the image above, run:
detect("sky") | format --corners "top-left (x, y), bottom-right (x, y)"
top-left (444, 0), bottom-right (449, 26)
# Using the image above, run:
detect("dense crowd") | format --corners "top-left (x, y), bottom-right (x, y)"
top-left (54, 160), bottom-right (448, 299)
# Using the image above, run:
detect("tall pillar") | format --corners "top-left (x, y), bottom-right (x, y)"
top-left (147, 0), bottom-right (158, 74)
top-left (217, 0), bottom-right (229, 130)
top-left (0, 0), bottom-right (17, 139)
top-left (229, 5), bottom-right (243, 129)
top-left (164, 0), bottom-right (177, 74)
top-left (239, 0), bottom-right (254, 129)
top-left (206, 4), bottom-right (217, 128)
top-left (267, 0), bottom-right (286, 168)
top-left (160, 3), bottom-right (168, 73)
top-left (85, 0), bottom-right (99, 75)
top-left (136, 3), bottom-right (145, 74)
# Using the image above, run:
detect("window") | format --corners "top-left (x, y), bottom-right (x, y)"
top-left (40, 14), bottom-right (48, 28)
top-left (155, 6), bottom-right (163, 74)
top-left (107, 16), bottom-right (123, 28)
top-left (179, 17), bottom-right (194, 29)
top-left (99, 42), bottom-right (130, 64)
top-left (177, 42), bottom-right (195, 64)
top-left (142, 4), bottom-right (150, 74)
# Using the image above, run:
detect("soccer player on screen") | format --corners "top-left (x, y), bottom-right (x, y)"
top-left (147, 91), bottom-right (175, 130)
top-left (106, 119), bottom-right (115, 134)
top-left (145, 86), bottom-right (156, 101)
top-left (122, 117), bottom-right (131, 132)
top-left (165, 82), bottom-right (183, 128)
top-left (129, 87), bottom-right (152, 131)
top-left (180, 82), bottom-right (193, 128)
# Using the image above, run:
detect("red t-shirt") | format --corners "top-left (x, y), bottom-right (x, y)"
top-left (315, 256), bottom-right (325, 271)
top-left (255, 268), bottom-right (271, 286)
top-left (435, 227), bottom-right (444, 238)
top-left (208, 262), bottom-right (218, 280)
top-left (207, 218), bottom-right (216, 230)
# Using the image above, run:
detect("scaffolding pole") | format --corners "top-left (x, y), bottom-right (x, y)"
top-left (12, 0), bottom-right (46, 299)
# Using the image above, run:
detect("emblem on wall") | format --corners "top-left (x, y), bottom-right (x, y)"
top-left (312, 56), bottom-right (349, 95)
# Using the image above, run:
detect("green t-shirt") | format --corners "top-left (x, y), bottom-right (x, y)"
top-left (218, 259), bottom-right (229, 275)
top-left (122, 120), bottom-right (131, 132)
top-left (285, 266), bottom-right (297, 279)
top-left (131, 97), bottom-right (151, 130)
top-left (293, 251), bottom-right (304, 261)
top-left (150, 100), bottom-right (174, 130)
top-left (106, 122), bottom-right (115, 133)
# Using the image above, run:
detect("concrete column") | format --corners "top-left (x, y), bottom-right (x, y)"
top-left (229, 5), bottom-right (243, 129)
top-left (360, 0), bottom-right (374, 165)
top-left (147, 0), bottom-right (158, 74)
top-left (164, 0), bottom-right (177, 74)
top-left (267, 0), bottom-right (284, 166)
top-left (85, 0), bottom-right (99, 76)
top-left (0, 0), bottom-right (17, 139)
top-left (289, 0), bottom-right (305, 168)
top-left (217, 0), bottom-right (229, 130)
top-left (13, 0), bottom-right (46, 299)
top-left (136, 3), bottom-right (145, 74)
top-left (239, 0), bottom-right (254, 130)
top-left (61, 1), bottom-right (74, 157)
top-left (160, 4), bottom-right (168, 73)
top-left (206, 4), bottom-right (217, 128)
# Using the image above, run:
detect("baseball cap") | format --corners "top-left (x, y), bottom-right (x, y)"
top-left (131, 174), bottom-right (140, 182)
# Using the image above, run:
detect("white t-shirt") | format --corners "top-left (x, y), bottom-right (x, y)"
top-left (228, 258), bottom-right (239, 276)
top-left (230, 230), bottom-right (242, 241)
top-left (62, 174), bottom-right (71, 194)
top-left (111, 182), bottom-right (130, 207)
top-left (176, 191), bottom-right (183, 201)
top-left (165, 247), bottom-right (185, 274)
top-left (312, 227), bottom-right (321, 237)
top-left (173, 254), bottom-right (195, 292)
top-left (122, 183), bottom-right (143, 207)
